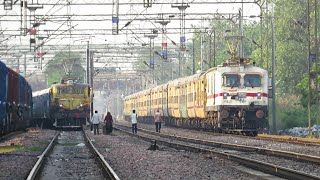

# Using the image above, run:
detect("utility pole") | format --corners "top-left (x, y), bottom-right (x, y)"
top-left (156, 16), bottom-right (170, 83)
top-left (172, 2), bottom-right (189, 77)
top-left (271, 3), bottom-right (277, 134)
top-left (259, 3), bottom-right (263, 66)
top-left (192, 38), bottom-right (195, 74)
top-left (209, 32), bottom-right (212, 68)
top-left (145, 33), bottom-right (158, 85)
top-left (307, 0), bottom-right (311, 136)
top-left (200, 27), bottom-right (204, 71)
top-left (315, 0), bottom-right (319, 138)
top-left (17, 56), bottom-right (20, 71)
top-left (86, 41), bottom-right (90, 84)
top-left (24, 52), bottom-right (26, 76)
top-left (239, 0), bottom-right (244, 58)
top-left (213, 29), bottom-right (216, 67)
top-left (13, 53), bottom-right (22, 72)
top-left (112, 0), bottom-right (119, 35)
top-left (208, 29), bottom-right (215, 68)
top-left (90, 50), bottom-right (94, 117)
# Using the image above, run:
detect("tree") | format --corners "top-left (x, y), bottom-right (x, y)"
top-left (45, 51), bottom-right (85, 86)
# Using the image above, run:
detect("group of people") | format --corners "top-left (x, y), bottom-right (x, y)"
top-left (130, 109), bottom-right (164, 134)
top-left (90, 110), bottom-right (114, 135)
top-left (90, 109), bottom-right (164, 135)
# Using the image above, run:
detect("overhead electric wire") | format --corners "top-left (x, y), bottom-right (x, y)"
top-left (26, 35), bottom-right (69, 78)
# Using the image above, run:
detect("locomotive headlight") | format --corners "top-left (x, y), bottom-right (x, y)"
top-left (221, 109), bottom-right (229, 118)
top-left (223, 92), bottom-right (228, 99)
top-left (60, 104), bottom-right (63, 107)
top-left (257, 92), bottom-right (262, 99)
top-left (80, 104), bottom-right (83, 107)
top-left (256, 110), bottom-right (264, 119)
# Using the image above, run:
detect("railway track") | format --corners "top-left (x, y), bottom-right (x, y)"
top-left (252, 135), bottom-right (320, 147)
top-left (114, 124), bottom-right (320, 163)
top-left (117, 120), bottom-right (320, 147)
top-left (26, 130), bottom-right (119, 180)
top-left (115, 123), bottom-right (320, 180)
top-left (0, 131), bottom-right (24, 142)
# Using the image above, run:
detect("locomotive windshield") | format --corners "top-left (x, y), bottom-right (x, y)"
top-left (223, 74), bottom-right (240, 87)
top-left (244, 74), bottom-right (261, 87)
top-left (58, 85), bottom-right (85, 94)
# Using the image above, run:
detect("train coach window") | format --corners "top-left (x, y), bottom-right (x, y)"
top-left (244, 74), bottom-right (261, 87)
top-left (223, 74), bottom-right (240, 87)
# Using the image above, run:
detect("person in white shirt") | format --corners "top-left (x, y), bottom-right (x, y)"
top-left (130, 110), bottom-right (138, 134)
top-left (91, 110), bottom-right (100, 135)
top-left (154, 109), bottom-right (162, 133)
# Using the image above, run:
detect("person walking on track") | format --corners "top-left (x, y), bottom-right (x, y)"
top-left (91, 110), bottom-right (100, 135)
top-left (131, 110), bottom-right (138, 134)
top-left (104, 112), bottom-right (113, 134)
top-left (154, 109), bottom-right (162, 133)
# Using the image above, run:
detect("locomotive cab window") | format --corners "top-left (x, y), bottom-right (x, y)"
top-left (223, 74), bottom-right (240, 87)
top-left (244, 74), bottom-right (261, 87)
top-left (59, 86), bottom-right (84, 94)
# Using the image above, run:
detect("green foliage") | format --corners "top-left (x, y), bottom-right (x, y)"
top-left (48, 66), bottom-right (65, 86)
top-left (274, 1), bottom-right (308, 94)
top-left (0, 145), bottom-right (41, 153)
top-left (296, 64), bottom-right (320, 107)
top-left (275, 95), bottom-right (308, 129)
top-left (45, 51), bottom-right (85, 86)
top-left (263, 0), bottom-right (319, 129)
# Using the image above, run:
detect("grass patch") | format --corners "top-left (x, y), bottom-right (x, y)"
top-left (37, 140), bottom-right (50, 145)
top-left (0, 145), bottom-right (42, 153)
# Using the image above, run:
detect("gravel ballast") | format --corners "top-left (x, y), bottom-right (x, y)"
top-left (87, 128), bottom-right (265, 180)
top-left (0, 128), bottom-right (56, 180)
top-left (116, 120), bottom-right (320, 157)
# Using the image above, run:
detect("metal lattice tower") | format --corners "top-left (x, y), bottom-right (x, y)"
top-left (172, 1), bottom-right (189, 51)
top-left (156, 14), bottom-right (170, 61)
top-left (112, 0), bottom-right (119, 35)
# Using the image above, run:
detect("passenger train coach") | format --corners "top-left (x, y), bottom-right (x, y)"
top-left (124, 58), bottom-right (270, 136)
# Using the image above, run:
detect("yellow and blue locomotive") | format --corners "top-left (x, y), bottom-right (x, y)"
top-left (33, 79), bottom-right (91, 128)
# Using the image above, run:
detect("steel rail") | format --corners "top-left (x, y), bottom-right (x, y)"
top-left (115, 126), bottom-right (320, 180)
top-left (115, 122), bottom-right (320, 147)
top-left (26, 132), bottom-right (59, 180)
top-left (83, 130), bottom-right (120, 180)
top-left (116, 123), bottom-right (320, 165)
top-left (251, 136), bottom-right (320, 147)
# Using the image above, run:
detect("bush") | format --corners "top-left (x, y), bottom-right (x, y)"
top-left (270, 95), bottom-right (308, 130)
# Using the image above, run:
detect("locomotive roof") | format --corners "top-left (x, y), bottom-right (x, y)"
top-left (33, 88), bottom-right (50, 97)
top-left (51, 82), bottom-right (90, 88)
top-left (0, 60), bottom-right (6, 66)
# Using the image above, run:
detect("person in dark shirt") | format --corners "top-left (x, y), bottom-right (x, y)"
top-left (104, 112), bottom-right (113, 134)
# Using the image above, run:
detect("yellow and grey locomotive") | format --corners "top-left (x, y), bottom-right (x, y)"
top-left (33, 79), bottom-right (91, 128)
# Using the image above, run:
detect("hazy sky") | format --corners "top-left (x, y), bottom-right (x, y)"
top-left (0, 0), bottom-right (261, 47)
top-left (0, 0), bottom-right (261, 73)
